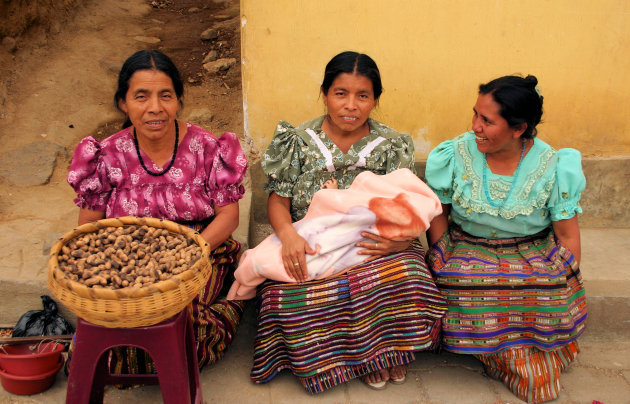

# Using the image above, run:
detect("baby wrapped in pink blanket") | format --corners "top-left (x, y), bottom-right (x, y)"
top-left (227, 168), bottom-right (442, 300)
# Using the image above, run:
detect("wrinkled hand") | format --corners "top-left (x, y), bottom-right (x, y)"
top-left (280, 233), bottom-right (316, 282)
top-left (356, 232), bottom-right (412, 262)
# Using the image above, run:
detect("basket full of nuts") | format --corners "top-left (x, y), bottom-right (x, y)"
top-left (47, 216), bottom-right (212, 328)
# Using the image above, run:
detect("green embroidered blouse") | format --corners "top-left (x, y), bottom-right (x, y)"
top-left (425, 131), bottom-right (586, 238)
top-left (262, 116), bottom-right (416, 221)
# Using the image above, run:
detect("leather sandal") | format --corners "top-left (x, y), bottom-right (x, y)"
top-left (361, 376), bottom-right (387, 390)
top-left (389, 365), bottom-right (407, 385)
top-left (389, 374), bottom-right (406, 385)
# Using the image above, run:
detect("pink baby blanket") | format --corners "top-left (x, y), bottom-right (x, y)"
top-left (227, 168), bottom-right (442, 300)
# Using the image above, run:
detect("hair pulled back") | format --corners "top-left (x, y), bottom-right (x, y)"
top-left (479, 75), bottom-right (543, 139)
top-left (114, 50), bottom-right (184, 129)
top-left (321, 51), bottom-right (382, 99)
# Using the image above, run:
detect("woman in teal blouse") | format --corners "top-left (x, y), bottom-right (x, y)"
top-left (425, 75), bottom-right (587, 404)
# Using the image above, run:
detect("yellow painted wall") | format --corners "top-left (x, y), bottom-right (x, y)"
top-left (241, 0), bottom-right (630, 159)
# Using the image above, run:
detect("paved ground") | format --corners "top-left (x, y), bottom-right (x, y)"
top-left (0, 306), bottom-right (628, 404)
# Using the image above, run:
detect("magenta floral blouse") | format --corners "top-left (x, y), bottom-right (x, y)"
top-left (68, 123), bottom-right (247, 222)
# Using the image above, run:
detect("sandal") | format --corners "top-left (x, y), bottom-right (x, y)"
top-left (389, 374), bottom-right (406, 385)
top-left (361, 369), bottom-right (389, 390)
top-left (361, 376), bottom-right (387, 390)
top-left (389, 365), bottom-right (407, 385)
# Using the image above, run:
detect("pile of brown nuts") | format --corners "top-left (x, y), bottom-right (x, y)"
top-left (57, 225), bottom-right (203, 289)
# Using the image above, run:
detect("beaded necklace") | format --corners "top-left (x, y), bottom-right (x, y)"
top-left (482, 140), bottom-right (526, 208)
top-left (132, 120), bottom-right (179, 177)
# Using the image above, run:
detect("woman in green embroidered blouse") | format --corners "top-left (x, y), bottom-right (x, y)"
top-left (250, 51), bottom-right (447, 393)
top-left (425, 75), bottom-right (587, 404)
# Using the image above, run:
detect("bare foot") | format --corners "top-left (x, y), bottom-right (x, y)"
top-left (389, 364), bottom-right (407, 384)
top-left (322, 177), bottom-right (338, 189)
top-left (361, 368), bottom-right (390, 389)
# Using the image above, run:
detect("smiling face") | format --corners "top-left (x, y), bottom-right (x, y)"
top-left (472, 93), bottom-right (526, 156)
top-left (322, 73), bottom-right (376, 138)
top-left (118, 69), bottom-right (180, 144)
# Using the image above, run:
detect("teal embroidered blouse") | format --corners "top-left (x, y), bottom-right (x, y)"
top-left (425, 131), bottom-right (586, 238)
top-left (262, 116), bottom-right (416, 221)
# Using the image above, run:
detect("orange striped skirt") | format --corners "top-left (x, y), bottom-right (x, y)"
top-left (476, 340), bottom-right (579, 403)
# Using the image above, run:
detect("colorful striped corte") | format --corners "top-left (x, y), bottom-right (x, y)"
top-left (427, 226), bottom-right (587, 402)
top-left (250, 241), bottom-right (447, 394)
top-left (427, 226), bottom-right (586, 355)
top-left (477, 340), bottom-right (580, 403)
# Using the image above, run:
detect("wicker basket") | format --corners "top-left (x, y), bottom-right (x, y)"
top-left (47, 216), bottom-right (212, 328)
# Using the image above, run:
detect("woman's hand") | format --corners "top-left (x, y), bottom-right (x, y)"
top-left (267, 192), bottom-right (315, 282)
top-left (279, 232), bottom-right (316, 282)
top-left (356, 232), bottom-right (412, 262)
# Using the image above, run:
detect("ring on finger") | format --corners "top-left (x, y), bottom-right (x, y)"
top-left (375, 242), bottom-right (379, 249)
top-left (293, 262), bottom-right (300, 266)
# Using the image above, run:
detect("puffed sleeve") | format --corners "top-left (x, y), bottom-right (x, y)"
top-left (548, 148), bottom-right (586, 221)
top-left (67, 136), bottom-right (111, 211)
top-left (386, 133), bottom-right (417, 174)
top-left (261, 121), bottom-right (304, 197)
top-left (206, 132), bottom-right (248, 207)
top-left (425, 139), bottom-right (455, 204)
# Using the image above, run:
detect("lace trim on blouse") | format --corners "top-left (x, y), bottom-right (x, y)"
top-left (305, 128), bottom-right (335, 172)
top-left (348, 137), bottom-right (386, 170)
top-left (452, 137), bottom-right (556, 219)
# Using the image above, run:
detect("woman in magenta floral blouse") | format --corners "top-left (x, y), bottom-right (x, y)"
top-left (67, 50), bottom-right (248, 372)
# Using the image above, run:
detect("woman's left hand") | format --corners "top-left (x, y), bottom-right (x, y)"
top-left (356, 232), bottom-right (412, 262)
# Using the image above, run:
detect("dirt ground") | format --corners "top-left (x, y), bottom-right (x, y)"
top-left (0, 0), bottom-right (256, 301)
top-left (0, 0), bottom-right (248, 228)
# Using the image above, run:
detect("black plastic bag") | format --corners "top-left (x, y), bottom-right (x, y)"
top-left (11, 295), bottom-right (74, 337)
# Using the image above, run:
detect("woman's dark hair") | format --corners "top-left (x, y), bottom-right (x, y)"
top-left (114, 50), bottom-right (184, 128)
top-left (479, 75), bottom-right (543, 138)
top-left (321, 51), bottom-right (382, 100)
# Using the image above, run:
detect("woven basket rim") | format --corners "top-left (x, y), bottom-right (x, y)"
top-left (48, 216), bottom-right (211, 300)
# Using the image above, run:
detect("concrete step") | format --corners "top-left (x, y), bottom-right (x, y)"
top-left (1, 226), bottom-right (627, 339)
top-left (248, 225), bottom-right (630, 339)
top-left (579, 228), bottom-right (630, 338)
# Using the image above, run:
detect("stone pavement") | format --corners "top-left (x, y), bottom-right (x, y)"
top-left (0, 303), bottom-right (628, 404)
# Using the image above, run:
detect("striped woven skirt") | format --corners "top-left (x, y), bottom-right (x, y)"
top-left (66, 237), bottom-right (245, 375)
top-left (476, 340), bottom-right (579, 403)
top-left (250, 240), bottom-right (447, 394)
top-left (426, 226), bottom-right (587, 403)
top-left (426, 226), bottom-right (586, 354)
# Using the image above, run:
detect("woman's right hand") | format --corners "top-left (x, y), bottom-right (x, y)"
top-left (267, 192), bottom-right (315, 282)
top-left (278, 230), bottom-right (316, 282)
